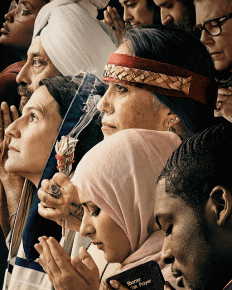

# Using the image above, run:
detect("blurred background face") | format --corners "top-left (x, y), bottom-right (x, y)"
top-left (153, 0), bottom-right (192, 32)
top-left (119, 0), bottom-right (155, 27)
top-left (0, 0), bottom-right (47, 51)
top-left (195, 0), bottom-right (232, 71)
top-left (5, 85), bottom-right (62, 186)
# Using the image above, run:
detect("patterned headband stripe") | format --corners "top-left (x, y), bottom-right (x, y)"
top-left (102, 53), bottom-right (216, 106)
top-left (103, 64), bottom-right (192, 95)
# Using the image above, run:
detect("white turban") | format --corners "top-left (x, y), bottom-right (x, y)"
top-left (33, 0), bottom-right (117, 79)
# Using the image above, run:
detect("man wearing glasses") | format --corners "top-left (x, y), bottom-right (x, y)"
top-left (195, 0), bottom-right (232, 124)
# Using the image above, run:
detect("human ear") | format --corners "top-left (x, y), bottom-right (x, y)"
top-left (209, 186), bottom-right (232, 227)
top-left (164, 111), bottom-right (180, 131)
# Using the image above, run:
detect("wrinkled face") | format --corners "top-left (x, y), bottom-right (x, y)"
top-left (153, 0), bottom-right (192, 32)
top-left (154, 179), bottom-right (222, 290)
top-left (98, 42), bottom-right (168, 138)
top-left (119, 0), bottom-right (154, 27)
top-left (5, 85), bottom-right (62, 187)
top-left (16, 36), bottom-right (61, 110)
top-left (79, 190), bottom-right (131, 263)
top-left (0, 0), bottom-right (46, 49)
top-left (195, 0), bottom-right (232, 71)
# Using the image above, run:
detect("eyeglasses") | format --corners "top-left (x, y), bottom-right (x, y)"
top-left (8, 0), bottom-right (29, 21)
top-left (194, 13), bottom-right (232, 37)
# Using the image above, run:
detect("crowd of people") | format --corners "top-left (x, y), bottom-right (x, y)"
top-left (0, 0), bottom-right (232, 290)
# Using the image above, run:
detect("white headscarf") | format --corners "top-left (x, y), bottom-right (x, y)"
top-left (72, 129), bottom-right (181, 271)
top-left (33, 0), bottom-right (117, 79)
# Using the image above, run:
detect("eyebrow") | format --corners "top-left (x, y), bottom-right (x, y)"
top-left (26, 51), bottom-right (46, 60)
top-left (23, 105), bottom-right (46, 116)
top-left (157, 0), bottom-right (170, 7)
top-left (31, 52), bottom-right (46, 59)
top-left (120, 0), bottom-right (130, 6)
top-left (20, 1), bottom-right (33, 9)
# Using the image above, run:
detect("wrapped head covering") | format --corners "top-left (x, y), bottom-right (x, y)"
top-left (71, 129), bottom-right (181, 271)
top-left (33, 0), bottom-right (117, 79)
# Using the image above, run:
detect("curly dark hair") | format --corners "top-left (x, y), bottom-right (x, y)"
top-left (158, 124), bottom-right (232, 212)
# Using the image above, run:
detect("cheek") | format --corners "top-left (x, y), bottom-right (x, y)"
top-left (37, 67), bottom-right (61, 85)
top-left (116, 98), bottom-right (155, 129)
top-left (98, 217), bottom-right (130, 262)
top-left (224, 38), bottom-right (232, 58)
top-left (9, 21), bottom-right (34, 45)
top-left (137, 5), bottom-right (152, 21)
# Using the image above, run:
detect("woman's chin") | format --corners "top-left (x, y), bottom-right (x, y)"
top-left (4, 159), bottom-right (14, 173)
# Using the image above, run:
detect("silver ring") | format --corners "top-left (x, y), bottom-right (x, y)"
top-left (48, 184), bottom-right (61, 198)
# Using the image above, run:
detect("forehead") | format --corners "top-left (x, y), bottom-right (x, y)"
top-left (78, 188), bottom-right (92, 204)
top-left (27, 36), bottom-right (50, 60)
top-left (114, 41), bottom-right (132, 55)
top-left (154, 178), bottom-right (186, 217)
top-left (195, 0), bottom-right (231, 23)
top-left (23, 85), bottom-right (58, 114)
top-left (153, 0), bottom-right (171, 6)
top-left (119, 0), bottom-right (138, 5)
top-left (19, 0), bottom-right (46, 10)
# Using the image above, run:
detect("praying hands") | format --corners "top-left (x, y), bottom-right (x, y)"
top-left (35, 236), bottom-right (100, 290)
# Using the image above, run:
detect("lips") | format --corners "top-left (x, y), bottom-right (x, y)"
top-left (172, 270), bottom-right (185, 288)
top-left (92, 241), bottom-right (103, 246)
top-left (210, 51), bottom-right (222, 58)
top-left (1, 23), bottom-right (9, 35)
top-left (8, 145), bottom-right (19, 153)
top-left (101, 122), bottom-right (116, 129)
top-left (130, 23), bottom-right (139, 28)
top-left (92, 241), bottom-right (104, 250)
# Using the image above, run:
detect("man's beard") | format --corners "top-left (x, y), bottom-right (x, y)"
top-left (18, 85), bottom-right (33, 113)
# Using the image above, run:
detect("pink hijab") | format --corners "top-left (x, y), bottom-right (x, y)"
top-left (71, 129), bottom-right (181, 271)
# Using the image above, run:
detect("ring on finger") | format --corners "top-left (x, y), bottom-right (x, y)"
top-left (48, 184), bottom-right (61, 198)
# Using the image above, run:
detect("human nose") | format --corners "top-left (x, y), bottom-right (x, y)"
top-left (4, 10), bottom-right (15, 23)
top-left (16, 62), bottom-right (32, 85)
top-left (200, 30), bottom-right (214, 46)
top-left (97, 91), bottom-right (114, 114)
top-left (161, 237), bottom-right (174, 265)
top-left (5, 118), bottom-right (22, 139)
top-left (79, 213), bottom-right (95, 238)
top-left (160, 10), bottom-right (173, 26)
top-left (123, 7), bottom-right (133, 23)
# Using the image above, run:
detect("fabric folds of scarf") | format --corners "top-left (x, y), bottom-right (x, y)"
top-left (33, 0), bottom-right (117, 79)
top-left (72, 129), bottom-right (181, 261)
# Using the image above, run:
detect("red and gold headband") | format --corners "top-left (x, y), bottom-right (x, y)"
top-left (103, 53), bottom-right (215, 105)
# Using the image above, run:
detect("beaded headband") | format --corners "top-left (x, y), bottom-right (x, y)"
top-left (103, 53), bottom-right (214, 105)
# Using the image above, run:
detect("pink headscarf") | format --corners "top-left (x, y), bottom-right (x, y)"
top-left (71, 129), bottom-right (181, 271)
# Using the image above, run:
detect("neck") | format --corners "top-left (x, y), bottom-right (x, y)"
top-left (22, 173), bottom-right (42, 188)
